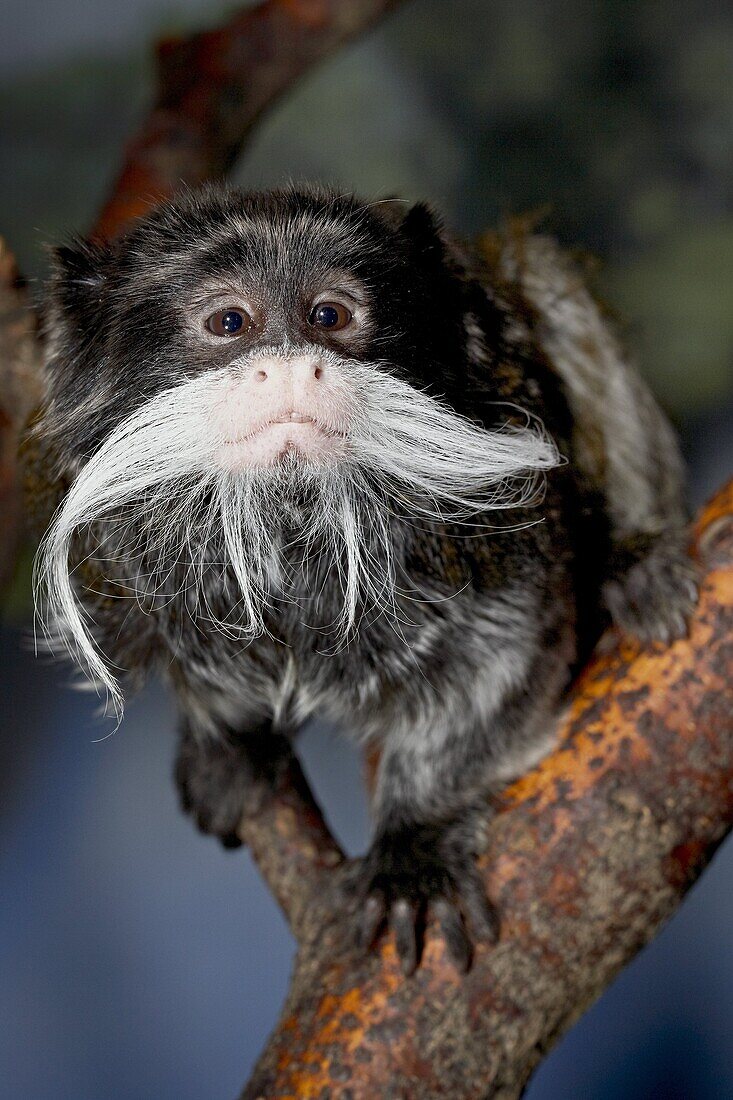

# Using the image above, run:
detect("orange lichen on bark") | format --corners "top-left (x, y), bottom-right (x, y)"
top-left (504, 486), bottom-right (732, 815)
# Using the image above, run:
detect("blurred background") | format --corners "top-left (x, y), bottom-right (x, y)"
top-left (2, 1), bottom-right (732, 1096)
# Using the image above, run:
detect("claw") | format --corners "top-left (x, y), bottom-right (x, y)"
top-left (358, 892), bottom-right (386, 950)
top-left (433, 898), bottom-right (472, 972)
top-left (461, 874), bottom-right (500, 943)
top-left (348, 822), bottom-right (498, 973)
top-left (392, 898), bottom-right (420, 975)
top-left (220, 832), bottom-right (243, 850)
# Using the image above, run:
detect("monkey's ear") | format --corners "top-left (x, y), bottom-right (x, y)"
top-left (47, 238), bottom-right (114, 345)
top-left (50, 239), bottom-right (112, 307)
top-left (368, 196), bottom-right (412, 230)
top-left (397, 202), bottom-right (448, 270)
top-left (373, 199), bottom-right (446, 254)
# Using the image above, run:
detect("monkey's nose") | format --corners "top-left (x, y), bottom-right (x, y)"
top-left (251, 355), bottom-right (324, 385)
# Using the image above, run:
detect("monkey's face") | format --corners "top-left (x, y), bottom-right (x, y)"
top-left (156, 231), bottom-right (389, 474)
top-left (44, 184), bottom-right (555, 483)
top-left (105, 193), bottom-right (401, 472)
top-left (44, 186), bottom-right (458, 470)
top-left (37, 187), bottom-right (557, 712)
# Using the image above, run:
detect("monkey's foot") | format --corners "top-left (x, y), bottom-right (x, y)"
top-left (175, 726), bottom-right (292, 849)
top-left (347, 821), bottom-right (499, 974)
top-left (604, 532), bottom-right (700, 644)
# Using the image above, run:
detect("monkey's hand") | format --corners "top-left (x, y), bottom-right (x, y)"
top-left (603, 530), bottom-right (700, 644)
top-left (175, 722), bottom-right (293, 849)
top-left (347, 816), bottom-right (499, 975)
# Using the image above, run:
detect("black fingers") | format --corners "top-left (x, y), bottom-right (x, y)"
top-left (350, 821), bottom-right (498, 974)
top-left (220, 832), bottom-right (244, 850)
top-left (356, 893), bottom-right (386, 951)
top-left (392, 898), bottom-right (419, 976)
top-left (174, 721), bottom-right (293, 848)
top-left (604, 533), bottom-right (700, 645)
top-left (460, 866), bottom-right (501, 944)
top-left (433, 898), bottom-right (472, 973)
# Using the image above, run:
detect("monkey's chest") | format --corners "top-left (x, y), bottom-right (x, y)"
top-left (93, 516), bottom-right (569, 736)
top-left (161, 560), bottom-right (564, 746)
top-left (165, 596), bottom-right (451, 738)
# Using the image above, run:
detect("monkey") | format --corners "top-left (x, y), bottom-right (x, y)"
top-left (24, 183), bottom-right (698, 974)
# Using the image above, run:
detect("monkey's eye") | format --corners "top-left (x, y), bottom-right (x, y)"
top-left (205, 308), bottom-right (251, 337)
top-left (309, 302), bottom-right (352, 331)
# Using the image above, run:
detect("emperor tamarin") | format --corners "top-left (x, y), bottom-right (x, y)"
top-left (26, 184), bottom-right (698, 972)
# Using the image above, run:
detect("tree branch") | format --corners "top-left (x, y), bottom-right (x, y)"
top-left (238, 755), bottom-right (345, 937)
top-left (0, 241), bottom-right (43, 588)
top-left (241, 481), bottom-right (733, 1098)
top-left (93, 0), bottom-right (408, 240)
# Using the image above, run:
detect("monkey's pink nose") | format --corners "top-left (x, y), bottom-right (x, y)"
top-left (251, 354), bottom-right (324, 387)
top-left (211, 352), bottom-right (353, 470)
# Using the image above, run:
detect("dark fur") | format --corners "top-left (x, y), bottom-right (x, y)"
top-left (25, 184), bottom-right (698, 972)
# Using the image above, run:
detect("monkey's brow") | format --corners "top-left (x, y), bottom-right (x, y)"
top-left (314, 272), bottom-right (369, 305)
top-left (185, 271), bottom-right (370, 308)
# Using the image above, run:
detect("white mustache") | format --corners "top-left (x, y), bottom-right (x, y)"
top-left (34, 355), bottom-right (560, 720)
top-left (349, 360), bottom-right (559, 516)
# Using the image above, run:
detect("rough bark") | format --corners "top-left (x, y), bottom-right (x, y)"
top-left (241, 482), bottom-right (733, 1098)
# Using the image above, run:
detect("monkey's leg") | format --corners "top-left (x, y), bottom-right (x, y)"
top-left (349, 695), bottom-right (563, 973)
top-left (175, 716), bottom-right (293, 849)
top-left (347, 599), bottom-right (574, 973)
top-left (506, 233), bottom-right (699, 643)
top-left (603, 528), bottom-right (700, 644)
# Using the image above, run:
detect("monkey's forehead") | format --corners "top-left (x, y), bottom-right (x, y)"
top-left (122, 187), bottom-right (395, 279)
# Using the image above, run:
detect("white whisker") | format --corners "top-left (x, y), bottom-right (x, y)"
top-left (34, 351), bottom-right (560, 718)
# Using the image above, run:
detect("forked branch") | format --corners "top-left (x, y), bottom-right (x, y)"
top-left (93, 0), bottom-right (408, 240)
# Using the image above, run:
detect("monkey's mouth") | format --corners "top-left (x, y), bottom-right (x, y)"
top-left (218, 414), bottom-right (348, 471)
